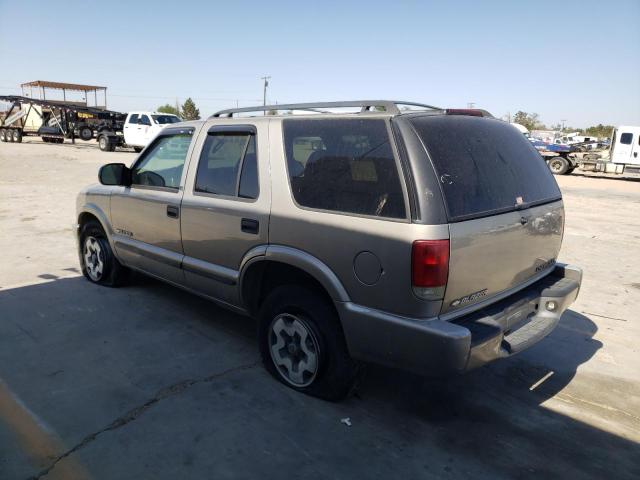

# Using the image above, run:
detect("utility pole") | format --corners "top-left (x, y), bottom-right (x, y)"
top-left (467, 102), bottom-right (475, 109)
top-left (561, 119), bottom-right (567, 132)
top-left (261, 76), bottom-right (271, 115)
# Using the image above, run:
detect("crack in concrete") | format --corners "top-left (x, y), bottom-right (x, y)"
top-left (29, 361), bottom-right (260, 480)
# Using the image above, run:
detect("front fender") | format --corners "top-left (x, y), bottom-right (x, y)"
top-left (76, 187), bottom-right (117, 254)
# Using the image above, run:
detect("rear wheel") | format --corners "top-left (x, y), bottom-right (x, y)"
top-left (7, 130), bottom-right (14, 142)
top-left (78, 126), bottom-right (93, 141)
top-left (258, 285), bottom-right (359, 401)
top-left (0, 129), bottom-right (6, 142)
top-left (79, 221), bottom-right (129, 286)
top-left (98, 135), bottom-right (115, 152)
top-left (548, 156), bottom-right (569, 175)
top-left (12, 129), bottom-right (22, 143)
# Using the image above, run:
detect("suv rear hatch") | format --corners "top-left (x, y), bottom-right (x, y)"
top-left (409, 115), bottom-right (564, 316)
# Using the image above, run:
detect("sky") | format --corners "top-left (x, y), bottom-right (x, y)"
top-left (0, 0), bottom-right (638, 128)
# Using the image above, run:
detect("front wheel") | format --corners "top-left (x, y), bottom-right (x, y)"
top-left (80, 221), bottom-right (129, 286)
top-left (548, 156), bottom-right (570, 175)
top-left (258, 285), bottom-right (359, 401)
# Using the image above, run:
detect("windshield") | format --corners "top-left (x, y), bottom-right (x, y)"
top-left (152, 115), bottom-right (180, 124)
top-left (411, 116), bottom-right (562, 222)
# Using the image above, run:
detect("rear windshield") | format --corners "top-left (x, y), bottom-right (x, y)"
top-left (410, 116), bottom-right (561, 221)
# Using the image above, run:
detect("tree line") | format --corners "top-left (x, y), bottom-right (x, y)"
top-left (156, 98), bottom-right (200, 120)
top-left (510, 111), bottom-right (615, 138)
top-left (154, 101), bottom-right (616, 139)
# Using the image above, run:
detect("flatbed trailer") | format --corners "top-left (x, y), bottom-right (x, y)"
top-left (0, 95), bottom-right (126, 144)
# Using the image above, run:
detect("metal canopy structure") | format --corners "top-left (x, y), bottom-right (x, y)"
top-left (20, 80), bottom-right (108, 109)
top-left (212, 100), bottom-right (442, 117)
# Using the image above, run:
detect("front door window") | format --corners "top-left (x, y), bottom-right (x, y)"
top-left (131, 131), bottom-right (193, 189)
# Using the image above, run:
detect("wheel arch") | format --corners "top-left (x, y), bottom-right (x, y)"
top-left (239, 245), bottom-right (351, 317)
top-left (77, 204), bottom-right (118, 253)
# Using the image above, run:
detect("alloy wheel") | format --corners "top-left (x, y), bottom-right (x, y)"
top-left (83, 236), bottom-right (105, 281)
top-left (268, 313), bottom-right (320, 387)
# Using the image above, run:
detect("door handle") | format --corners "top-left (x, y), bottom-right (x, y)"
top-left (241, 218), bottom-right (259, 234)
top-left (167, 205), bottom-right (179, 218)
top-left (634, 152), bottom-right (638, 158)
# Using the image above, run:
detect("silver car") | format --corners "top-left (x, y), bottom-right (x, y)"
top-left (76, 101), bottom-right (582, 400)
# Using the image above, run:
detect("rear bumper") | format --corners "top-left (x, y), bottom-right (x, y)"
top-left (338, 263), bottom-right (582, 377)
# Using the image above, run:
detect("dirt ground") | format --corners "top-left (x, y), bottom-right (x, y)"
top-left (0, 137), bottom-right (638, 479)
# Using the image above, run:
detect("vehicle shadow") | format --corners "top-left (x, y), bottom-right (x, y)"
top-left (0, 275), bottom-right (637, 479)
top-left (349, 309), bottom-right (639, 478)
top-left (354, 309), bottom-right (599, 410)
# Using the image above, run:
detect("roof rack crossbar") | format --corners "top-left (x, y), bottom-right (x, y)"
top-left (211, 100), bottom-right (441, 118)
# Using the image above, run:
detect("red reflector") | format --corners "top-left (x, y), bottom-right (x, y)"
top-left (445, 108), bottom-right (484, 117)
top-left (412, 240), bottom-right (450, 287)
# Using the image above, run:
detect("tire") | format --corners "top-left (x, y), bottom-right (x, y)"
top-left (0, 129), bottom-right (6, 142)
top-left (78, 126), bottom-right (93, 141)
top-left (12, 129), bottom-right (22, 143)
top-left (258, 285), bottom-right (359, 401)
top-left (98, 135), bottom-right (115, 152)
top-left (548, 156), bottom-right (569, 175)
top-left (79, 221), bottom-right (129, 287)
top-left (7, 130), bottom-right (14, 142)
top-left (133, 146), bottom-right (143, 153)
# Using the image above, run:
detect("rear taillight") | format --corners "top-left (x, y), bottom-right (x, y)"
top-left (412, 239), bottom-right (449, 300)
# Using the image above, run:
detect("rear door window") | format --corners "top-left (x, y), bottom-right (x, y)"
top-left (194, 131), bottom-right (259, 199)
top-left (283, 118), bottom-right (407, 219)
top-left (410, 116), bottom-right (561, 221)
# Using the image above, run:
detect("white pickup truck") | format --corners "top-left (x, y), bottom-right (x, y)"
top-left (97, 111), bottom-right (180, 152)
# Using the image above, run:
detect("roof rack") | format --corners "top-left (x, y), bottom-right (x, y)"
top-left (211, 100), bottom-right (442, 118)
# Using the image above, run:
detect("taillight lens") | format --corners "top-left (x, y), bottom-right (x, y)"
top-left (412, 240), bottom-right (449, 299)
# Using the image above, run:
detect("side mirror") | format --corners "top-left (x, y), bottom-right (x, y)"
top-left (99, 163), bottom-right (131, 186)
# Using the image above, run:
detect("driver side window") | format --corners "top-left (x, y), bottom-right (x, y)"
top-left (131, 131), bottom-right (193, 190)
